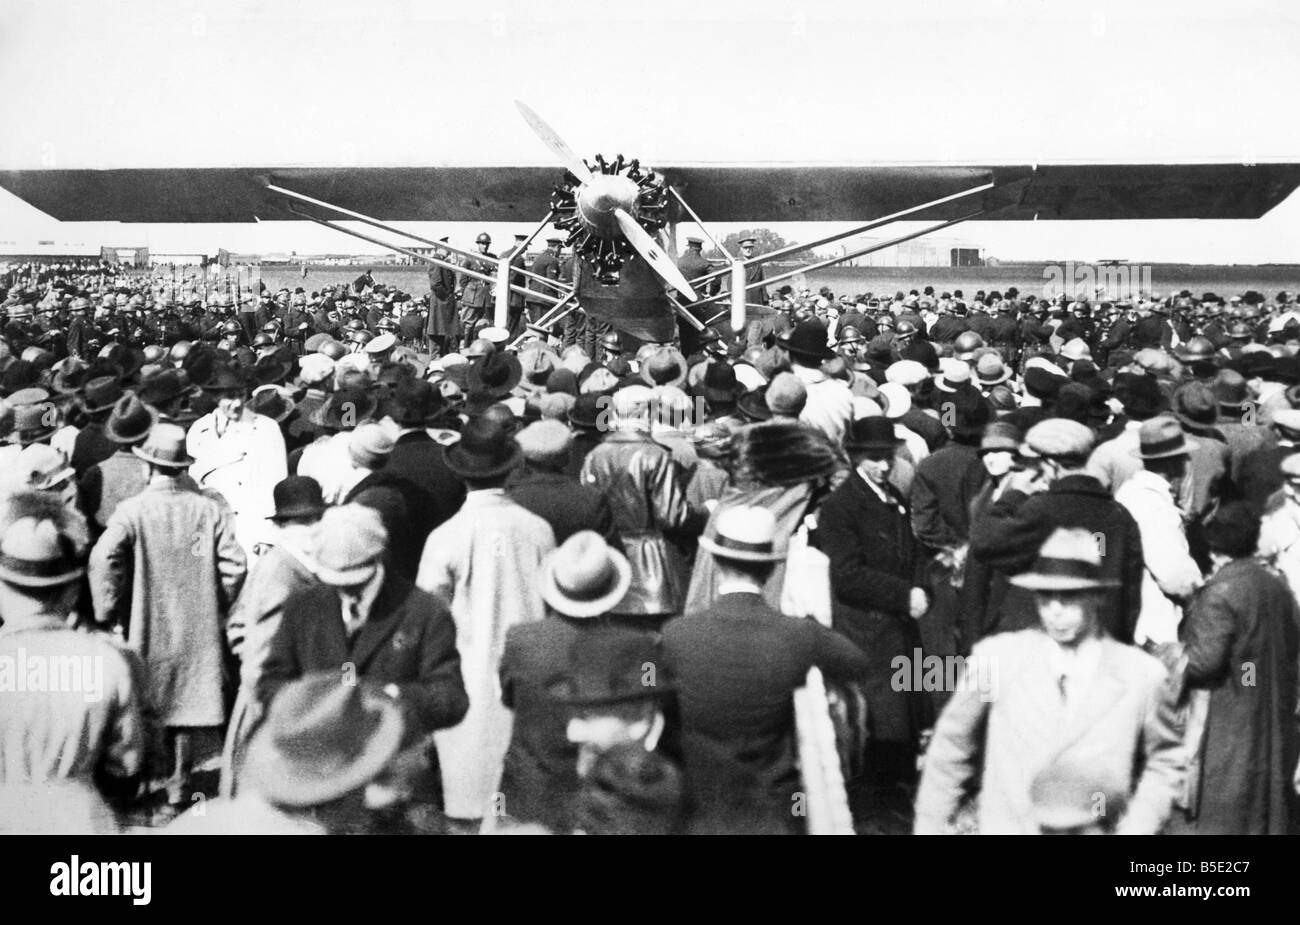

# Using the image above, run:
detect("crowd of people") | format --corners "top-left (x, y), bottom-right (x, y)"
top-left (2, 247), bottom-right (1300, 837)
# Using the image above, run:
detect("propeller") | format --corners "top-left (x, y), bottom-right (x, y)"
top-left (516, 100), bottom-right (696, 302)
top-left (515, 101), bottom-right (593, 184)
top-left (614, 208), bottom-right (698, 302)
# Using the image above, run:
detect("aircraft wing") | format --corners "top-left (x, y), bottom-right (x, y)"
top-left (2, 163), bottom-right (1298, 223)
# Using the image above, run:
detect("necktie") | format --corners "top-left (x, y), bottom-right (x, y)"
top-left (341, 594), bottom-right (363, 640)
top-left (1057, 673), bottom-right (1069, 704)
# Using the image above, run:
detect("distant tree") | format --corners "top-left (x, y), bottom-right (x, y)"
top-left (705, 229), bottom-right (812, 264)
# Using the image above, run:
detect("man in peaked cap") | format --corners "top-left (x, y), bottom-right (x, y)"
top-left (917, 528), bottom-right (1184, 835)
top-left (969, 417), bottom-right (1144, 644)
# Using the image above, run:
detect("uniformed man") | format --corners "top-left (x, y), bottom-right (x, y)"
top-left (507, 233), bottom-right (530, 341)
top-left (527, 237), bottom-right (564, 327)
top-left (721, 235), bottom-right (773, 349)
top-left (457, 232), bottom-right (497, 346)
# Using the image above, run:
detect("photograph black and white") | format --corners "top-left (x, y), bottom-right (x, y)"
top-left (1, 0), bottom-right (1298, 873)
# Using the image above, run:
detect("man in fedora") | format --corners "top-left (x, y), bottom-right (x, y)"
top-left (777, 318), bottom-right (852, 444)
top-left (186, 364), bottom-right (288, 558)
top-left (219, 476), bottom-right (328, 798)
top-left (417, 415), bottom-right (554, 829)
top-left (171, 671), bottom-right (406, 835)
top-left (916, 527), bottom-right (1184, 835)
top-left (260, 505), bottom-right (469, 821)
top-left (70, 375), bottom-right (123, 478)
top-left (89, 423), bottom-right (247, 815)
top-left (0, 510), bottom-right (144, 803)
top-left (77, 391), bottom-right (157, 535)
top-left (663, 506), bottom-right (871, 834)
top-left (384, 378), bottom-right (465, 525)
top-left (1114, 416), bottom-right (1203, 647)
top-left (495, 531), bottom-right (647, 831)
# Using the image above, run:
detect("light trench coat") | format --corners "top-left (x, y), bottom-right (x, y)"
top-left (417, 490), bottom-right (555, 820)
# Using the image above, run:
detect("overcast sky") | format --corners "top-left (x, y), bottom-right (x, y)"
top-left (3, 0), bottom-right (1300, 262)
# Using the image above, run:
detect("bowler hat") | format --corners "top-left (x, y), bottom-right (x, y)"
top-left (777, 320), bottom-right (834, 362)
top-left (844, 415), bottom-right (902, 453)
top-left (640, 347), bottom-right (689, 388)
top-left (269, 476), bottom-right (326, 522)
top-left (387, 378), bottom-right (446, 427)
top-left (540, 531), bottom-right (633, 618)
top-left (240, 670), bottom-right (404, 808)
top-left (137, 369), bottom-right (195, 408)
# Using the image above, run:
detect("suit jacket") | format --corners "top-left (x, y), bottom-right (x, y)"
top-left (258, 573), bottom-right (469, 743)
top-left (386, 430), bottom-right (465, 526)
top-left (506, 465), bottom-right (618, 547)
top-left (662, 592), bottom-right (870, 833)
top-left (813, 471), bottom-right (929, 742)
top-left (344, 469), bottom-right (443, 582)
top-left (914, 630), bottom-right (1184, 834)
top-left (910, 442), bottom-right (989, 551)
top-left (498, 618), bottom-right (658, 831)
top-left (969, 474), bottom-right (1144, 644)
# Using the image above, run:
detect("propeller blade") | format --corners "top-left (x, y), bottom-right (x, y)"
top-left (514, 101), bottom-right (593, 184)
top-left (614, 208), bottom-right (698, 303)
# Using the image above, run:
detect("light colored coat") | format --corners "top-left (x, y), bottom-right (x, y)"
top-left (792, 364), bottom-right (853, 446)
top-left (417, 489), bottom-right (555, 819)
top-left (0, 617), bottom-right (144, 786)
top-left (915, 630), bottom-right (1185, 835)
top-left (1115, 470), bottom-right (1202, 645)
top-left (186, 409), bottom-right (287, 556)
top-left (89, 476), bottom-right (247, 728)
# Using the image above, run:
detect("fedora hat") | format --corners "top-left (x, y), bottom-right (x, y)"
top-left (387, 378), bottom-right (447, 427)
top-left (540, 531), bottom-right (634, 618)
top-left (0, 516), bottom-right (83, 589)
top-left (50, 358), bottom-right (90, 396)
top-left (1009, 527), bottom-right (1119, 591)
top-left (975, 352), bottom-right (1012, 386)
top-left (466, 351), bottom-right (523, 398)
top-left (104, 392), bottom-right (158, 444)
top-left (309, 387), bottom-right (377, 430)
top-left (1171, 382), bottom-right (1218, 433)
top-left (240, 670), bottom-right (404, 808)
top-left (17, 444), bottom-right (75, 492)
top-left (248, 384), bottom-right (296, 424)
top-left (443, 415), bottom-right (523, 480)
top-left (269, 475), bottom-right (326, 522)
top-left (312, 504), bottom-right (387, 586)
top-left (567, 392), bottom-right (603, 430)
top-left (200, 363), bottom-right (248, 393)
top-left (640, 347), bottom-right (689, 388)
top-left (518, 344), bottom-right (561, 389)
top-left (81, 376), bottom-right (123, 413)
top-left (777, 319), bottom-right (835, 362)
top-left (1133, 414), bottom-right (1189, 460)
top-left (137, 369), bottom-right (195, 408)
top-left (698, 360), bottom-right (743, 404)
top-left (132, 422), bottom-right (194, 469)
top-left (699, 505), bottom-right (787, 563)
top-left (844, 415), bottom-right (903, 453)
top-left (9, 401), bottom-right (58, 446)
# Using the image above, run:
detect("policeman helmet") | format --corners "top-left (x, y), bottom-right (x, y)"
top-left (476, 233), bottom-right (492, 245)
